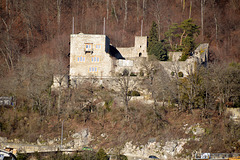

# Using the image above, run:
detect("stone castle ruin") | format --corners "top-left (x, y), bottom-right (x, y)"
top-left (52, 33), bottom-right (208, 88)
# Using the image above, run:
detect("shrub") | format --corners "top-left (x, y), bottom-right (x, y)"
top-left (127, 91), bottom-right (140, 96)
top-left (117, 155), bottom-right (128, 160)
top-left (122, 69), bottom-right (129, 76)
top-left (17, 153), bottom-right (28, 160)
top-left (140, 70), bottom-right (144, 76)
top-left (130, 72), bottom-right (137, 76)
top-left (178, 72), bottom-right (184, 77)
top-left (179, 54), bottom-right (188, 61)
top-left (96, 148), bottom-right (109, 160)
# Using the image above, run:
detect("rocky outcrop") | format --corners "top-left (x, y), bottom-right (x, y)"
top-left (121, 139), bottom-right (188, 159)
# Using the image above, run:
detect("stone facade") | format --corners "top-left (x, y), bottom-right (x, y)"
top-left (69, 33), bottom-right (148, 86)
top-left (160, 43), bottom-right (209, 77)
top-left (70, 33), bottom-right (112, 79)
top-left (66, 33), bottom-right (208, 87)
top-left (117, 36), bottom-right (148, 58)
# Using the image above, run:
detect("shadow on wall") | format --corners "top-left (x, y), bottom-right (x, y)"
top-left (109, 45), bottom-right (125, 60)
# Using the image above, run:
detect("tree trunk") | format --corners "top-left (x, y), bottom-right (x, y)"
top-left (143, 0), bottom-right (147, 20)
top-left (180, 30), bottom-right (186, 46)
top-left (189, 0), bottom-right (192, 18)
top-left (111, 0), bottom-right (118, 23)
top-left (137, 0), bottom-right (139, 21)
top-left (123, 0), bottom-right (128, 30)
top-left (57, 0), bottom-right (62, 34)
top-left (106, 0), bottom-right (109, 20)
top-left (214, 13), bottom-right (218, 46)
top-left (201, 0), bottom-right (205, 41)
top-left (58, 91), bottom-right (62, 113)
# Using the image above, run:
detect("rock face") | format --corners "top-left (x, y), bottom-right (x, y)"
top-left (70, 128), bottom-right (92, 149)
top-left (121, 139), bottom-right (188, 159)
top-left (0, 137), bottom-right (7, 143)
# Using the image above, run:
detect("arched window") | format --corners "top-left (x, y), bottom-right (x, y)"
top-left (139, 52), bottom-right (142, 57)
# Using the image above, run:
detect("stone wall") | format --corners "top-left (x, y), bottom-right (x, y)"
top-left (115, 57), bottom-right (147, 75)
top-left (116, 36), bottom-right (147, 58)
top-left (70, 33), bottom-right (112, 78)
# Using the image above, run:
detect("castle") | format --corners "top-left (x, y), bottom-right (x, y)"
top-left (53, 33), bottom-right (208, 88)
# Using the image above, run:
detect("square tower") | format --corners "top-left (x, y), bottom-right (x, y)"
top-left (134, 36), bottom-right (148, 57)
top-left (69, 33), bottom-right (112, 80)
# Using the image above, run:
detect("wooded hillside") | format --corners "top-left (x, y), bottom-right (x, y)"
top-left (1, 0), bottom-right (240, 74)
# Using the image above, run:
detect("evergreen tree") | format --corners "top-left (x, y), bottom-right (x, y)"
top-left (148, 21), bottom-right (159, 52)
top-left (165, 18), bottom-right (200, 60)
top-left (149, 41), bottom-right (168, 61)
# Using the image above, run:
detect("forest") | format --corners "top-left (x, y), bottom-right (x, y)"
top-left (0, 0), bottom-right (240, 158)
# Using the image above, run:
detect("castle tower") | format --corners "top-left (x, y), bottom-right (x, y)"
top-left (133, 36), bottom-right (148, 58)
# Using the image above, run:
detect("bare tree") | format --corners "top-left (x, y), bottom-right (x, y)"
top-left (1, 18), bottom-right (19, 70)
top-left (123, 0), bottom-right (128, 30)
top-left (115, 70), bottom-right (137, 119)
top-left (57, 0), bottom-right (62, 34)
top-left (111, 0), bottom-right (119, 23)
top-left (141, 61), bottom-right (173, 107)
top-left (201, 0), bottom-right (206, 41)
top-left (106, 0), bottom-right (109, 20)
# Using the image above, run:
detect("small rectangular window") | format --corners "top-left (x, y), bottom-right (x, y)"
top-left (89, 67), bottom-right (91, 72)
top-left (77, 56), bottom-right (85, 62)
top-left (95, 67), bottom-right (97, 72)
top-left (91, 56), bottom-right (100, 63)
top-left (96, 45), bottom-right (101, 49)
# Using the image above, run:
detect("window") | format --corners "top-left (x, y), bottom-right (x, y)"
top-left (89, 67), bottom-right (98, 73)
top-left (96, 45), bottom-right (101, 49)
top-left (85, 43), bottom-right (93, 52)
top-left (91, 56), bottom-right (100, 63)
top-left (77, 56), bottom-right (85, 62)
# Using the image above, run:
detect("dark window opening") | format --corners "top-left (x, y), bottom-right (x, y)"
top-left (139, 52), bottom-right (142, 57)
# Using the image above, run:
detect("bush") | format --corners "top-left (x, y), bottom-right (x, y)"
top-left (178, 72), bottom-right (184, 77)
top-left (96, 148), bottom-right (109, 160)
top-left (17, 153), bottom-right (28, 160)
top-left (122, 69), bottom-right (129, 76)
top-left (179, 54), bottom-right (189, 61)
top-left (140, 70), bottom-right (144, 76)
top-left (130, 72), bottom-right (137, 76)
top-left (117, 155), bottom-right (128, 160)
top-left (127, 91), bottom-right (140, 96)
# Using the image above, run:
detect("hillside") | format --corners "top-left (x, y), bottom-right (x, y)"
top-left (0, 0), bottom-right (240, 159)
